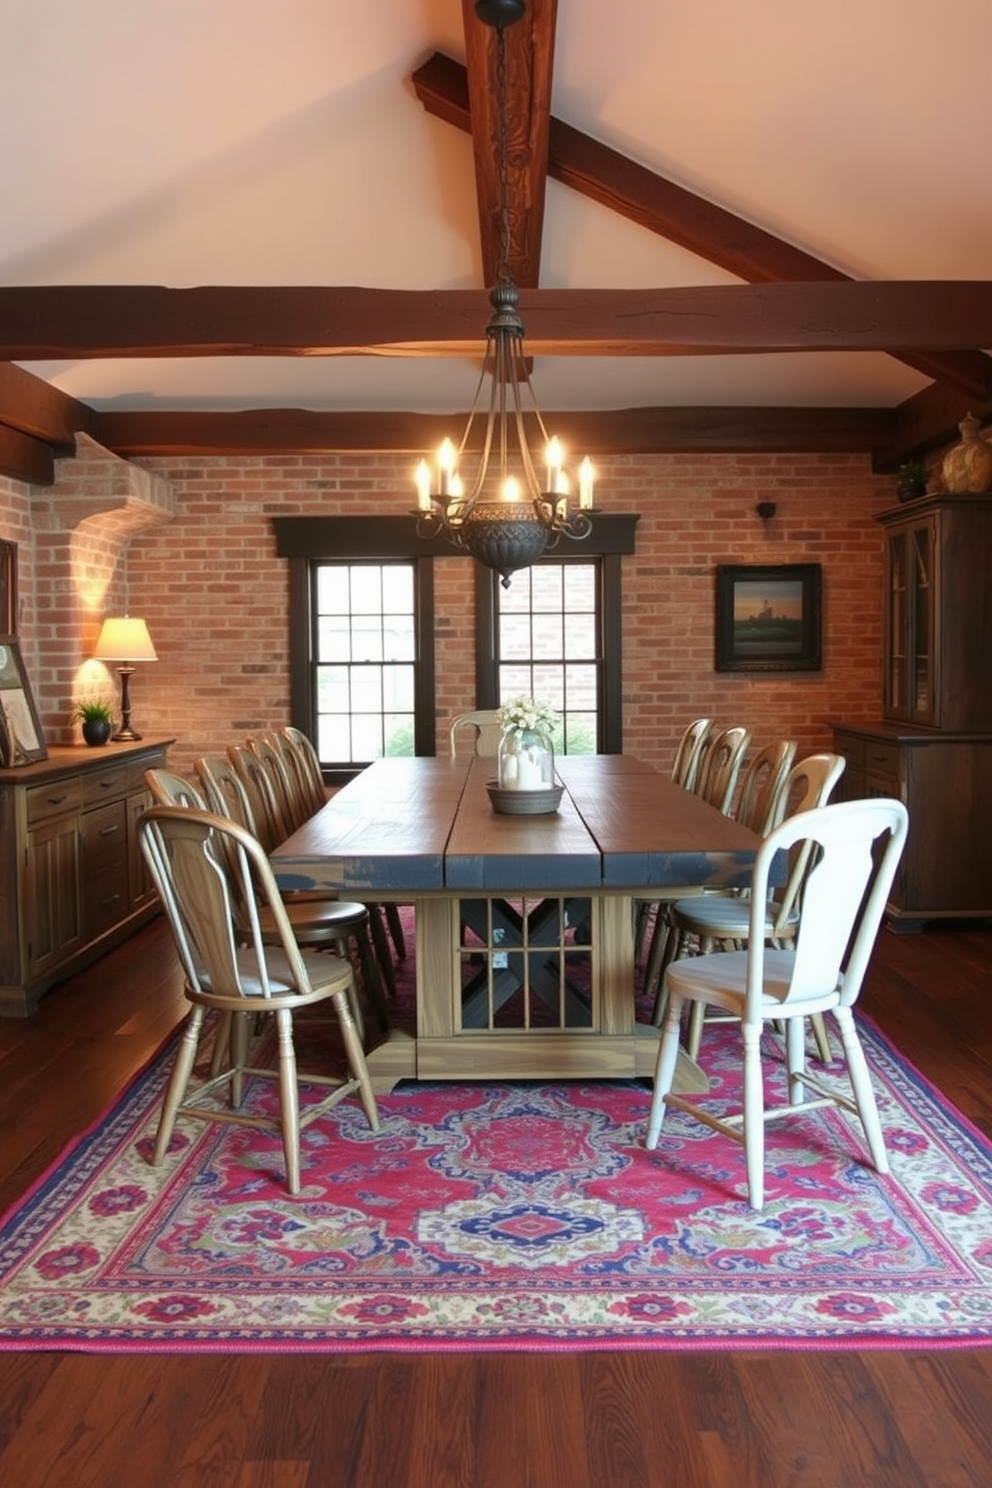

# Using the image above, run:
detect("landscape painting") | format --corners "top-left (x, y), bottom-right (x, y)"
top-left (715, 563), bottom-right (822, 673)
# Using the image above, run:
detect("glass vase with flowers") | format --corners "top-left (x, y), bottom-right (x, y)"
top-left (495, 696), bottom-right (560, 791)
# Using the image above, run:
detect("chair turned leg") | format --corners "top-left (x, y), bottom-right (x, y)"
top-left (646, 997), bottom-right (684, 1148)
top-left (742, 1021), bottom-right (766, 1210)
top-left (367, 906), bottom-right (397, 1001)
top-left (649, 923), bottom-right (686, 1026)
top-left (810, 1011), bottom-right (832, 1063)
top-left (274, 1006), bottom-right (302, 1196)
top-left (152, 1006), bottom-right (203, 1166)
top-left (384, 902), bottom-right (407, 961)
top-left (355, 923), bottom-right (391, 1032)
top-left (835, 1005), bottom-right (889, 1175)
top-left (332, 986), bottom-right (380, 1132)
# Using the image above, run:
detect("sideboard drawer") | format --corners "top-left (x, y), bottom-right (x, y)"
top-left (26, 777), bottom-right (83, 826)
top-left (83, 764), bottom-right (129, 805)
top-left (863, 740), bottom-right (902, 780)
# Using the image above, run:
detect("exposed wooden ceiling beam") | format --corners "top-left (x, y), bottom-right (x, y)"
top-left (0, 422), bottom-right (57, 484)
top-left (1, 282), bottom-right (990, 359)
top-left (0, 362), bottom-right (94, 447)
top-left (91, 404), bottom-right (895, 458)
top-left (461, 0), bottom-right (555, 289)
top-left (412, 49), bottom-right (992, 402)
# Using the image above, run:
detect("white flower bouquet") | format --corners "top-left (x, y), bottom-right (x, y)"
top-left (495, 695), bottom-right (560, 739)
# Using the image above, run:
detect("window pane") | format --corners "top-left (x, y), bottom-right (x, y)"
top-left (564, 613), bottom-right (596, 657)
top-left (312, 561), bottom-right (419, 766)
top-left (493, 561), bottom-right (601, 756)
top-left (317, 615), bottom-right (351, 662)
top-left (350, 567), bottom-right (383, 614)
top-left (351, 615), bottom-right (383, 662)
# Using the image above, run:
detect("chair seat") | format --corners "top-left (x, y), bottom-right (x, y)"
top-left (198, 946), bottom-right (355, 1001)
top-left (668, 894), bottom-right (799, 942)
top-left (666, 947), bottom-right (841, 1020)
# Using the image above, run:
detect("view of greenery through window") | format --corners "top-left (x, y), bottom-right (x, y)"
top-left (496, 562), bottom-right (599, 754)
top-left (313, 563), bottom-right (417, 762)
top-left (312, 557), bottom-right (602, 764)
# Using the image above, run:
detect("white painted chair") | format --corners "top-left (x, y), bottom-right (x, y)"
top-left (448, 709), bottom-right (504, 758)
top-left (671, 717), bottom-right (712, 792)
top-left (646, 796), bottom-right (908, 1210)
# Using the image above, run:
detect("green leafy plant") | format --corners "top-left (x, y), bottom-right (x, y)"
top-left (75, 698), bottom-right (115, 723)
top-left (897, 459), bottom-right (928, 497)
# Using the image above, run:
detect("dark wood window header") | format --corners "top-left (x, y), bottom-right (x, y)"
top-left (272, 513), bottom-right (639, 560)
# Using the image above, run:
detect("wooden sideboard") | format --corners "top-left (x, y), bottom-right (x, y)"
top-left (0, 737), bottom-right (173, 1015)
top-left (831, 724), bottom-right (992, 931)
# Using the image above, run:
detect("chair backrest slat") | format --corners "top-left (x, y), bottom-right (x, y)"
top-left (695, 725), bottom-right (751, 814)
top-left (671, 718), bottom-right (712, 791)
top-left (449, 710), bottom-right (503, 759)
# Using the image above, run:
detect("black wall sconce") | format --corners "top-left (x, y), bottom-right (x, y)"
top-left (756, 501), bottom-right (777, 522)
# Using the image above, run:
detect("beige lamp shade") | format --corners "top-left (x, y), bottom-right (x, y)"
top-left (93, 616), bottom-right (158, 663)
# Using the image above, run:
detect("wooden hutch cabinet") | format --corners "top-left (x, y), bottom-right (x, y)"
top-left (833, 495), bottom-right (992, 929)
top-left (0, 737), bottom-right (172, 1014)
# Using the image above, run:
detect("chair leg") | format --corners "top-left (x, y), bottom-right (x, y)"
top-left (785, 1016), bottom-right (807, 1105)
top-left (230, 1011), bottom-right (250, 1107)
top-left (152, 1006), bottom-right (203, 1166)
top-left (384, 902), bottom-right (407, 961)
top-left (646, 996), bottom-right (684, 1147)
top-left (367, 907), bottom-right (397, 1001)
top-left (835, 1005), bottom-right (889, 1174)
top-left (649, 923), bottom-right (685, 1026)
top-left (810, 1011), bottom-right (832, 1063)
top-left (355, 924), bottom-right (391, 1032)
top-left (274, 1006), bottom-right (302, 1196)
top-left (332, 986), bottom-right (380, 1132)
top-left (742, 1021), bottom-right (766, 1210)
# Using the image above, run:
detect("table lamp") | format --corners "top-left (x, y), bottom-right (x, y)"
top-left (93, 616), bottom-right (158, 740)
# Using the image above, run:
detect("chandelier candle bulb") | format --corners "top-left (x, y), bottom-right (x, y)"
top-left (579, 458), bottom-right (595, 510)
top-left (415, 460), bottom-right (432, 512)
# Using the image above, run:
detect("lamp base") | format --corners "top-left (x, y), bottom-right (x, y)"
top-left (112, 726), bottom-right (142, 742)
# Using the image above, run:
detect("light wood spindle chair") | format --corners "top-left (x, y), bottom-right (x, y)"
top-left (193, 755), bottom-right (390, 1037)
top-left (137, 805), bottom-right (379, 1197)
top-left (638, 724), bottom-right (751, 991)
top-left (277, 726), bottom-right (406, 968)
top-left (646, 797), bottom-right (909, 1210)
top-left (448, 710), bottom-right (503, 758)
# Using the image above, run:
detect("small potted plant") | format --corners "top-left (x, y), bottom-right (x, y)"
top-left (896, 459), bottom-right (928, 502)
top-left (75, 698), bottom-right (116, 746)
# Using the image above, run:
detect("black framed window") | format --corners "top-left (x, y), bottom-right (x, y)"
top-left (274, 517), bottom-right (437, 783)
top-left (475, 514), bottom-right (638, 754)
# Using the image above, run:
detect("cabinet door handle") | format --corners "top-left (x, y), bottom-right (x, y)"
top-left (99, 823), bottom-right (120, 837)
top-left (100, 893), bottom-right (122, 908)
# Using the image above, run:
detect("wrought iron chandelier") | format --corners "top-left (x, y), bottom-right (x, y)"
top-left (414, 0), bottom-right (594, 587)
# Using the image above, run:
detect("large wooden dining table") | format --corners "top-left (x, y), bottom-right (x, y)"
top-left (271, 754), bottom-right (763, 1092)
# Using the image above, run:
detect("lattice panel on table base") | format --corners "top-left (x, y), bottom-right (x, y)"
top-left (457, 896), bottom-right (595, 1032)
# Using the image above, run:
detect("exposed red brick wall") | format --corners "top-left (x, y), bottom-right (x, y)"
top-left (6, 449), bottom-right (894, 776)
top-left (109, 449), bottom-right (891, 777)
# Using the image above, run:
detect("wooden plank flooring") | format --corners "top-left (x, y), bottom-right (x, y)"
top-left (1, 916), bottom-right (991, 1487)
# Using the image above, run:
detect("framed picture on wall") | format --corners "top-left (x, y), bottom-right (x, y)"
top-left (715, 563), bottom-right (822, 673)
top-left (0, 540), bottom-right (16, 636)
top-left (0, 637), bottom-right (48, 765)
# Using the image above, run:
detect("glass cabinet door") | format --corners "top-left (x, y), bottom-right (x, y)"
top-left (884, 515), bottom-right (935, 725)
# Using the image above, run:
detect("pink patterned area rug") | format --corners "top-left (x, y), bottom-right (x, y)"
top-left (3, 972), bottom-right (992, 1352)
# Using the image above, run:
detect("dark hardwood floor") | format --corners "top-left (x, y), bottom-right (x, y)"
top-left (1, 915), bottom-right (991, 1487)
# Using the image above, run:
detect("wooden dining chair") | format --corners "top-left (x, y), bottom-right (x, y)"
top-left (449, 710), bottom-right (503, 758)
top-left (646, 797), bottom-right (909, 1209)
top-left (648, 752), bottom-right (847, 1055)
top-left (733, 738), bottom-right (798, 836)
top-left (638, 724), bottom-right (751, 979)
top-left (694, 725), bottom-right (751, 814)
top-left (137, 805), bottom-right (379, 1196)
top-left (671, 717), bottom-right (713, 792)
